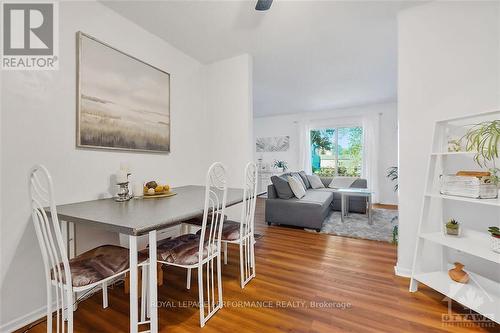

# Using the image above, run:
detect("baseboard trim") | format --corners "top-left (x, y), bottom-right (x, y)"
top-left (0, 304), bottom-right (47, 333)
top-left (394, 265), bottom-right (411, 278)
top-left (373, 203), bottom-right (398, 210)
top-left (1, 285), bottom-right (109, 332)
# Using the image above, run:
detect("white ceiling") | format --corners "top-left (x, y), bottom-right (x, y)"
top-left (103, 1), bottom-right (418, 117)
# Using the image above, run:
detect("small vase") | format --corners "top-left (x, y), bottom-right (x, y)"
top-left (448, 262), bottom-right (469, 284)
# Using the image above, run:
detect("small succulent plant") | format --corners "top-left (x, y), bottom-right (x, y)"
top-left (488, 226), bottom-right (500, 238)
top-left (445, 219), bottom-right (460, 236)
top-left (446, 219), bottom-right (459, 229)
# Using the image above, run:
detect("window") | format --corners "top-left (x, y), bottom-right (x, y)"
top-left (310, 126), bottom-right (363, 177)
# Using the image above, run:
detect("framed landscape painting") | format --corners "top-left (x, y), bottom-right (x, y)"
top-left (77, 32), bottom-right (170, 153)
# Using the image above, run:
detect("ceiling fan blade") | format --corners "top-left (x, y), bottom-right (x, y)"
top-left (255, 0), bottom-right (273, 11)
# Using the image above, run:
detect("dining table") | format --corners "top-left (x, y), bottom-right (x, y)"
top-left (46, 185), bottom-right (245, 333)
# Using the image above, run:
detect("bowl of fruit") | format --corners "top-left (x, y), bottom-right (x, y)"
top-left (143, 181), bottom-right (174, 198)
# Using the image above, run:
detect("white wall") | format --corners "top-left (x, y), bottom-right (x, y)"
top-left (253, 103), bottom-right (399, 204)
top-left (206, 54), bottom-right (253, 189)
top-left (397, 1), bottom-right (500, 275)
top-left (0, 1), bottom-right (252, 330)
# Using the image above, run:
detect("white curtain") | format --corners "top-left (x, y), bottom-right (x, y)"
top-left (298, 119), bottom-right (312, 174)
top-left (362, 113), bottom-right (381, 203)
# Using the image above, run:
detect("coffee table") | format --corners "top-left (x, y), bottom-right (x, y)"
top-left (335, 188), bottom-right (373, 225)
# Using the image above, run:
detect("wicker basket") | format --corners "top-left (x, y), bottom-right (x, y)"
top-left (440, 175), bottom-right (498, 199)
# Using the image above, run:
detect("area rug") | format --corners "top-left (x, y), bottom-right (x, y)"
top-left (311, 209), bottom-right (398, 243)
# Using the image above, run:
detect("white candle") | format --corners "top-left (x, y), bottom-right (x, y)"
top-left (116, 170), bottom-right (128, 184)
top-left (120, 162), bottom-right (130, 174)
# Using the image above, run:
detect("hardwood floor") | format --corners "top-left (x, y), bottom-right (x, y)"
top-left (373, 203), bottom-right (398, 210)
top-left (19, 199), bottom-right (497, 333)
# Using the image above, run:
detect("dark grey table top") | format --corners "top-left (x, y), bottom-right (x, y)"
top-left (46, 185), bottom-right (244, 236)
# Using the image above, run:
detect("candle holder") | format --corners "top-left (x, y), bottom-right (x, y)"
top-left (115, 173), bottom-right (132, 202)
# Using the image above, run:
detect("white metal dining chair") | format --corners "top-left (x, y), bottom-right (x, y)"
top-left (220, 162), bottom-right (258, 288)
top-left (155, 162), bottom-right (228, 327)
top-left (196, 162), bottom-right (258, 288)
top-left (29, 165), bottom-right (146, 333)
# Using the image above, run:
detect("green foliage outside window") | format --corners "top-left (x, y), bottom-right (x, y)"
top-left (310, 127), bottom-right (363, 177)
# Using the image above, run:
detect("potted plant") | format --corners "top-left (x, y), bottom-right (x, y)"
top-left (445, 219), bottom-right (460, 236)
top-left (386, 166), bottom-right (398, 244)
top-left (462, 120), bottom-right (500, 197)
top-left (483, 167), bottom-right (500, 186)
top-left (273, 160), bottom-right (288, 172)
top-left (463, 120), bottom-right (500, 167)
top-left (488, 226), bottom-right (500, 253)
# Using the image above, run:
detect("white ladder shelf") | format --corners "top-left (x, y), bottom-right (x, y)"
top-left (409, 110), bottom-right (500, 324)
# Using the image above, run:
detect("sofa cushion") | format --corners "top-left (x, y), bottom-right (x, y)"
top-left (288, 175), bottom-right (306, 199)
top-left (328, 177), bottom-right (358, 189)
top-left (300, 189), bottom-right (333, 205)
top-left (320, 177), bottom-right (367, 189)
top-left (351, 178), bottom-right (367, 189)
top-left (271, 175), bottom-right (294, 199)
top-left (307, 174), bottom-right (325, 189)
top-left (298, 171), bottom-right (311, 188)
top-left (290, 172), bottom-right (307, 189)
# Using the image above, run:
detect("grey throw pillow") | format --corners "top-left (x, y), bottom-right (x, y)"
top-left (270, 175), bottom-right (294, 199)
top-left (307, 174), bottom-right (325, 189)
top-left (298, 171), bottom-right (311, 188)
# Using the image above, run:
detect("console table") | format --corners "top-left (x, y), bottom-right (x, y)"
top-left (257, 170), bottom-right (282, 194)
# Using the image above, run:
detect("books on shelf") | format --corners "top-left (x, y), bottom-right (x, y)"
top-left (440, 175), bottom-right (498, 199)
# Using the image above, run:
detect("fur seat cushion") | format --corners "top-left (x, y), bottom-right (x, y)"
top-left (51, 245), bottom-right (141, 287)
top-left (181, 213), bottom-right (227, 226)
top-left (157, 234), bottom-right (216, 265)
top-left (196, 220), bottom-right (241, 241)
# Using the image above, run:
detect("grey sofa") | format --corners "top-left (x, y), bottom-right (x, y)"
top-left (265, 174), bottom-right (367, 231)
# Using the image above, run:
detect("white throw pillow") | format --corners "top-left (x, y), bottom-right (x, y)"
top-left (287, 176), bottom-right (306, 199)
top-left (307, 174), bottom-right (325, 189)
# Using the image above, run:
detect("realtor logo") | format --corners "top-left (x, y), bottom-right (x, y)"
top-left (1, 2), bottom-right (58, 70)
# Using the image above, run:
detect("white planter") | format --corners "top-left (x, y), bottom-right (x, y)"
top-left (491, 236), bottom-right (500, 254)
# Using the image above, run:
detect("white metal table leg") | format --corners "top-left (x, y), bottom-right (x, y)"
top-left (129, 235), bottom-right (138, 333)
top-left (367, 195), bottom-right (373, 225)
top-left (68, 222), bottom-right (75, 259)
top-left (61, 220), bottom-right (68, 251)
top-left (187, 268), bottom-right (191, 289)
top-left (223, 242), bottom-right (228, 265)
top-left (148, 231), bottom-right (158, 333)
top-left (62, 220), bottom-right (76, 259)
top-left (66, 288), bottom-right (74, 332)
top-left (62, 220), bottom-right (78, 311)
top-left (140, 266), bottom-right (147, 322)
top-left (340, 193), bottom-right (345, 223)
